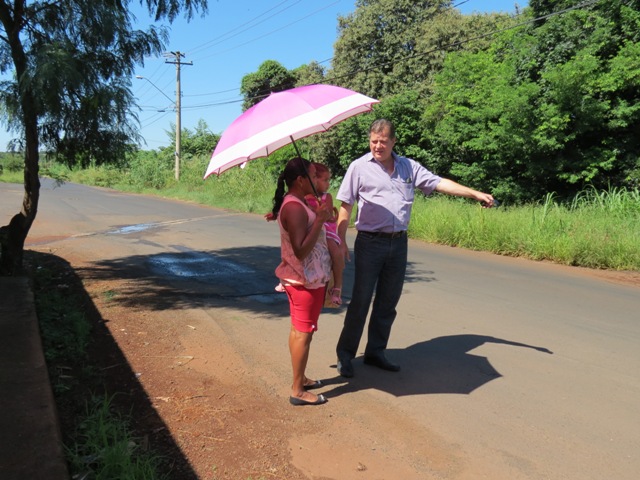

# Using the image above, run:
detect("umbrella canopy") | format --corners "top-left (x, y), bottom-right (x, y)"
top-left (204, 84), bottom-right (379, 179)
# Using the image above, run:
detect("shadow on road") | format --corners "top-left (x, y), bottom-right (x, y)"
top-left (74, 245), bottom-right (435, 315)
top-left (320, 334), bottom-right (553, 398)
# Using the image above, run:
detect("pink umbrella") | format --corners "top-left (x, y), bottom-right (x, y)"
top-left (203, 84), bottom-right (379, 179)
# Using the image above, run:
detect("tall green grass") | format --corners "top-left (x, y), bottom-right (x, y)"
top-left (410, 190), bottom-right (639, 270)
top-left (163, 155), bottom-right (275, 213)
top-left (67, 395), bottom-right (166, 480)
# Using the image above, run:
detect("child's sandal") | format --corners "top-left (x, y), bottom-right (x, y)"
top-left (330, 287), bottom-right (342, 305)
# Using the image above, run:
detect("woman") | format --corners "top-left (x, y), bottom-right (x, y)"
top-left (269, 157), bottom-right (333, 406)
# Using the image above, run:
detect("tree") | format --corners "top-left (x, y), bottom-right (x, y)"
top-left (239, 60), bottom-right (296, 111)
top-left (414, 10), bottom-right (513, 96)
top-left (161, 119), bottom-right (220, 159)
top-left (330, 0), bottom-right (453, 99)
top-left (424, 43), bottom-right (542, 202)
top-left (292, 61), bottom-right (326, 87)
top-left (529, 0), bottom-right (585, 19)
top-left (0, 0), bottom-right (208, 275)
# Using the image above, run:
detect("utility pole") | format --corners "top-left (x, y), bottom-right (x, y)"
top-left (164, 51), bottom-right (192, 181)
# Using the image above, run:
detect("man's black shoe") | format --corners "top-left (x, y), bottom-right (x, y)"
top-left (363, 355), bottom-right (400, 372)
top-left (337, 357), bottom-right (354, 378)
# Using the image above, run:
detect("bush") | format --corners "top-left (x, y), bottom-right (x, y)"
top-left (128, 150), bottom-right (173, 189)
top-left (0, 152), bottom-right (24, 173)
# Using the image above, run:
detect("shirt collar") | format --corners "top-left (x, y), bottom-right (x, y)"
top-left (367, 151), bottom-right (398, 172)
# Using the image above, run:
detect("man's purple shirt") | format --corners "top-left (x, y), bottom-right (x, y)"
top-left (337, 152), bottom-right (442, 233)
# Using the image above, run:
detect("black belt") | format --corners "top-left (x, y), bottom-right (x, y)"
top-left (359, 230), bottom-right (407, 239)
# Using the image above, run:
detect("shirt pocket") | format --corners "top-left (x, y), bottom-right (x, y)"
top-left (392, 176), bottom-right (415, 202)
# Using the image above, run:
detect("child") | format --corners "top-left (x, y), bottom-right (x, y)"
top-left (265, 163), bottom-right (344, 307)
top-left (304, 163), bottom-right (344, 307)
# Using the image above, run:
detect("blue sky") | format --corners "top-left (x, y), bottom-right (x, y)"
top-left (0, 1), bottom-right (528, 151)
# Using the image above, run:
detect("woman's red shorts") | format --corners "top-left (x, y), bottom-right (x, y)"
top-left (284, 284), bottom-right (326, 333)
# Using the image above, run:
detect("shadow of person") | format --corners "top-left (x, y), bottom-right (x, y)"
top-left (322, 334), bottom-right (553, 398)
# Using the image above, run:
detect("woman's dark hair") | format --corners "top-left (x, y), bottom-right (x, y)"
top-left (269, 157), bottom-right (311, 220)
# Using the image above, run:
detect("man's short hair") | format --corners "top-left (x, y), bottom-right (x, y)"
top-left (369, 119), bottom-right (396, 139)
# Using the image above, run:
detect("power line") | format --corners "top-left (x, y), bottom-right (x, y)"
top-left (171, 1), bottom-right (527, 110)
top-left (181, 97), bottom-right (245, 109)
top-left (188, 0), bottom-right (303, 56)
top-left (452, 0), bottom-right (472, 10)
top-left (139, 111), bottom-right (171, 130)
top-left (177, 0), bottom-right (601, 112)
top-left (183, 87), bottom-right (240, 98)
top-left (190, 1), bottom-right (340, 62)
top-left (134, 1), bottom-right (341, 111)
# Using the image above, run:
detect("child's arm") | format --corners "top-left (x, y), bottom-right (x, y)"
top-left (323, 193), bottom-right (338, 223)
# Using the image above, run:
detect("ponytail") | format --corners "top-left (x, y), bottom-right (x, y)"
top-left (270, 171), bottom-right (287, 220)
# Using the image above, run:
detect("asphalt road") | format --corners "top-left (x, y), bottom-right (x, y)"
top-left (3, 179), bottom-right (639, 479)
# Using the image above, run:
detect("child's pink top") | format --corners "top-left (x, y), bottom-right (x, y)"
top-left (305, 193), bottom-right (340, 245)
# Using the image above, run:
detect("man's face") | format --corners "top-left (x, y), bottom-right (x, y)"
top-left (369, 128), bottom-right (396, 163)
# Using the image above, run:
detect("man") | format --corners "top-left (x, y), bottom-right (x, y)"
top-left (335, 119), bottom-right (495, 378)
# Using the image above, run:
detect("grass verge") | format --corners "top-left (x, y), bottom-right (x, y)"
top-left (27, 252), bottom-right (167, 480)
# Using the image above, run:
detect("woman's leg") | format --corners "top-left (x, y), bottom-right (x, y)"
top-left (285, 285), bottom-right (326, 403)
top-left (289, 326), bottom-right (320, 401)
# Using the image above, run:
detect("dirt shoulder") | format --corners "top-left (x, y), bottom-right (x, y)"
top-left (579, 267), bottom-right (640, 288)
top-left (34, 246), bottom-right (640, 480)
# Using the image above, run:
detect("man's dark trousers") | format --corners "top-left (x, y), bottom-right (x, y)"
top-left (336, 231), bottom-right (408, 360)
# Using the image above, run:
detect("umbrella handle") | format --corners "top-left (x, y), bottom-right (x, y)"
top-left (290, 136), bottom-right (320, 199)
